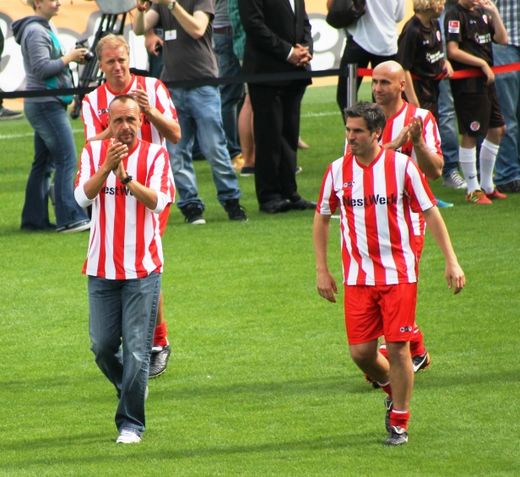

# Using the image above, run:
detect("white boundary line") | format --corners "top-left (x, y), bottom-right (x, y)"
top-left (0, 128), bottom-right (84, 140)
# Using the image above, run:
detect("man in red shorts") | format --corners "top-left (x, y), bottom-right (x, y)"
top-left (313, 102), bottom-right (465, 445)
top-left (368, 60), bottom-right (444, 377)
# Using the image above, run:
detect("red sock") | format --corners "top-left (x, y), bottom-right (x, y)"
top-left (409, 325), bottom-right (426, 357)
top-left (378, 382), bottom-right (392, 397)
top-left (153, 321), bottom-right (169, 348)
top-left (390, 409), bottom-right (410, 430)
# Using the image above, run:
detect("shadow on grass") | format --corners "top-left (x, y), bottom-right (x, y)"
top-left (4, 364), bottom-right (517, 403)
top-left (1, 373), bottom-right (368, 401)
top-left (0, 430), bottom-right (377, 468)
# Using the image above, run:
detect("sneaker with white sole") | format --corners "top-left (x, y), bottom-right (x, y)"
top-left (385, 426), bottom-right (408, 446)
top-left (56, 219), bottom-right (91, 233)
top-left (443, 170), bottom-right (467, 189)
top-left (412, 352), bottom-right (431, 373)
top-left (149, 345), bottom-right (171, 378)
top-left (182, 203), bottom-right (206, 225)
top-left (0, 107), bottom-right (23, 120)
top-left (116, 429), bottom-right (141, 444)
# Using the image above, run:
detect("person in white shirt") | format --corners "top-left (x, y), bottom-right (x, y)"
top-left (330, 0), bottom-right (405, 119)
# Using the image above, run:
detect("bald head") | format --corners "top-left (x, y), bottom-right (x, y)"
top-left (373, 61), bottom-right (406, 83)
top-left (371, 61), bottom-right (406, 114)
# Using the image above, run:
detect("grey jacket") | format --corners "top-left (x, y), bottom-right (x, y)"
top-left (12, 15), bottom-right (73, 104)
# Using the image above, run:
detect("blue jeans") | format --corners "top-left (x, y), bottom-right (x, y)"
top-left (493, 43), bottom-right (520, 185)
top-left (438, 79), bottom-right (461, 177)
top-left (88, 272), bottom-right (161, 435)
top-left (22, 101), bottom-right (88, 229)
top-left (167, 86), bottom-right (241, 210)
top-left (214, 30), bottom-right (244, 158)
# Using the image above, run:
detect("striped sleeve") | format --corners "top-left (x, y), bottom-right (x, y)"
top-left (81, 90), bottom-right (106, 140)
top-left (316, 161), bottom-right (340, 215)
top-left (146, 145), bottom-right (175, 214)
top-left (411, 109), bottom-right (442, 164)
top-left (403, 156), bottom-right (436, 213)
top-left (74, 142), bottom-right (97, 208)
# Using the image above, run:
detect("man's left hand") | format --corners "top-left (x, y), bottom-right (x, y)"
top-left (409, 116), bottom-right (424, 144)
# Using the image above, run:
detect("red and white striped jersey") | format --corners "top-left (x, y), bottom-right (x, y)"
top-left (380, 101), bottom-right (441, 237)
top-left (380, 101), bottom-right (442, 162)
top-left (82, 74), bottom-right (178, 146)
top-left (74, 139), bottom-right (175, 280)
top-left (316, 148), bottom-right (436, 286)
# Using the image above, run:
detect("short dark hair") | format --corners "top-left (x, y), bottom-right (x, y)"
top-left (343, 102), bottom-right (386, 133)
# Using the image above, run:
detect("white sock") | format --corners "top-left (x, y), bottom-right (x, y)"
top-left (459, 146), bottom-right (479, 193)
top-left (479, 139), bottom-right (500, 194)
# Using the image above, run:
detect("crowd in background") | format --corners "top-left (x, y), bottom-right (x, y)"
top-left (1, 0), bottom-right (518, 446)
top-left (2, 0), bottom-right (519, 230)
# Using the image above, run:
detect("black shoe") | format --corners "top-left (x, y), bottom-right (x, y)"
top-left (259, 198), bottom-right (291, 214)
top-left (224, 199), bottom-right (248, 221)
top-left (182, 203), bottom-right (206, 225)
top-left (412, 352), bottom-right (431, 373)
top-left (21, 222), bottom-right (56, 232)
top-left (289, 197), bottom-right (317, 210)
top-left (385, 426), bottom-right (408, 446)
top-left (149, 345), bottom-right (171, 378)
top-left (240, 166), bottom-right (255, 177)
top-left (0, 107), bottom-right (23, 120)
top-left (56, 219), bottom-right (90, 233)
top-left (497, 179), bottom-right (520, 193)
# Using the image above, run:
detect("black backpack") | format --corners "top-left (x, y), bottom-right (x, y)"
top-left (326, 0), bottom-right (366, 29)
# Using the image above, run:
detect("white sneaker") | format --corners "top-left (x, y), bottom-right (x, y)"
top-left (443, 170), bottom-right (467, 189)
top-left (116, 429), bottom-right (141, 444)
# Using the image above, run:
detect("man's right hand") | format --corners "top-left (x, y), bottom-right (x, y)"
top-left (104, 141), bottom-right (128, 173)
top-left (316, 269), bottom-right (338, 303)
top-left (145, 31), bottom-right (163, 55)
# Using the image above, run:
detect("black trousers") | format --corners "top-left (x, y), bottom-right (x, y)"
top-left (248, 82), bottom-right (306, 204)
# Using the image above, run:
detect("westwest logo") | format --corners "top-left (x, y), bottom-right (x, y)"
top-left (343, 193), bottom-right (397, 207)
top-left (102, 186), bottom-right (133, 196)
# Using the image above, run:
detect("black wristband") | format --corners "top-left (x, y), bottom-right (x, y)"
top-left (121, 175), bottom-right (133, 185)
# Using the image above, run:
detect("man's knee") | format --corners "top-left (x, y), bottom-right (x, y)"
top-left (386, 341), bottom-right (411, 364)
top-left (349, 342), bottom-right (378, 367)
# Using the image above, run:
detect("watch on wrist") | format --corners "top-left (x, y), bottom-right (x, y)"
top-left (121, 175), bottom-right (133, 185)
top-left (167, 0), bottom-right (177, 11)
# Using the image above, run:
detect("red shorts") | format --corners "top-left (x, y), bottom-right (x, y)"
top-left (343, 283), bottom-right (417, 345)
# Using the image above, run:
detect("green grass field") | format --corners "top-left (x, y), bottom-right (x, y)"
top-left (1, 85), bottom-right (519, 476)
